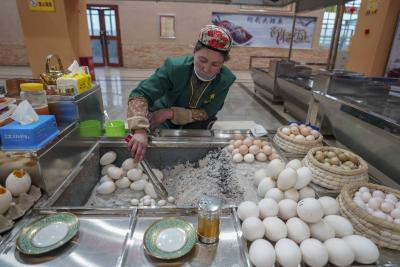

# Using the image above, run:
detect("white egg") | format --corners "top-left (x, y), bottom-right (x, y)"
top-left (318, 196), bottom-right (339, 215)
top-left (359, 187), bottom-right (369, 193)
top-left (127, 168), bottom-right (143, 181)
top-left (143, 199), bottom-right (151, 206)
top-left (310, 220), bottom-right (335, 242)
top-left (263, 217), bottom-right (287, 242)
top-left (99, 151), bottom-right (117, 166)
top-left (390, 208), bottom-right (400, 219)
top-left (281, 127), bottom-right (291, 135)
top-left (130, 198), bottom-right (139, 205)
top-left (151, 169), bottom-right (164, 180)
top-left (130, 179), bottom-right (147, 191)
top-left (107, 166), bottom-right (123, 180)
top-left (275, 239), bottom-right (302, 267)
top-left (310, 129), bottom-right (320, 139)
top-left (372, 210), bottom-right (387, 220)
top-left (295, 167), bottom-right (312, 189)
top-left (368, 198), bottom-right (381, 210)
top-left (343, 235), bottom-right (380, 264)
top-left (277, 168), bottom-right (298, 191)
top-left (278, 199), bottom-right (298, 220)
top-left (257, 177), bottom-right (276, 197)
top-left (361, 192), bottom-right (372, 203)
top-left (355, 191), bottom-right (361, 198)
top-left (324, 215), bottom-right (353, 237)
top-left (284, 188), bottom-right (300, 202)
top-left (387, 215), bottom-right (394, 222)
top-left (141, 174), bottom-right (149, 181)
top-left (244, 153), bottom-right (255, 163)
top-left (266, 159), bottom-right (285, 179)
top-left (381, 201), bottom-right (395, 213)
top-left (157, 199), bottom-right (167, 206)
top-left (237, 201), bottom-right (259, 221)
top-left (265, 188), bottom-right (284, 202)
top-left (286, 217), bottom-right (310, 244)
top-left (167, 196), bottom-right (175, 203)
top-left (396, 202), bottom-right (400, 209)
top-left (101, 164), bottom-right (115, 176)
top-left (297, 198), bottom-right (324, 223)
top-left (232, 153), bottom-right (243, 163)
top-left (299, 187), bottom-right (316, 199)
top-left (324, 238), bottom-right (355, 267)
top-left (295, 134), bottom-right (306, 141)
top-left (255, 152), bottom-right (267, 162)
top-left (305, 135), bottom-right (316, 141)
top-left (300, 239), bottom-right (329, 267)
top-left (253, 169), bottom-right (268, 186)
top-left (394, 219), bottom-right (400, 224)
top-left (241, 217), bottom-right (265, 241)
top-left (5, 170), bottom-right (32, 197)
top-left (100, 175), bottom-right (112, 184)
top-left (286, 159), bottom-right (302, 170)
top-left (258, 198), bottom-right (278, 218)
top-left (226, 144), bottom-right (235, 152)
top-left (97, 181), bottom-right (116, 195)
top-left (354, 199), bottom-right (366, 209)
top-left (115, 177), bottom-right (131, 188)
top-left (0, 187), bottom-right (12, 215)
top-left (372, 190), bottom-right (385, 199)
top-left (386, 193), bottom-right (398, 203)
top-left (367, 207), bottom-right (375, 214)
top-left (121, 158), bottom-right (137, 171)
top-left (249, 239), bottom-right (276, 267)
top-left (144, 183), bottom-right (158, 199)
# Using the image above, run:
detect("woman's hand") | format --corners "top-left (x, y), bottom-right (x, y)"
top-left (128, 129), bottom-right (148, 163)
top-left (149, 109), bottom-right (173, 128)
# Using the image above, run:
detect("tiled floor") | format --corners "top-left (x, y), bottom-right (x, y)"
top-left (0, 66), bottom-right (282, 130)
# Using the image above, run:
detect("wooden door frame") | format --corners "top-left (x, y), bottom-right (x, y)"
top-left (87, 4), bottom-right (123, 67)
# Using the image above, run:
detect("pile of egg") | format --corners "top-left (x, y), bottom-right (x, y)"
top-left (0, 169), bottom-right (33, 215)
top-left (98, 151), bottom-right (175, 207)
top-left (353, 186), bottom-right (400, 224)
top-left (237, 159), bottom-right (380, 267)
top-left (313, 148), bottom-right (360, 170)
top-left (281, 123), bottom-right (321, 142)
top-left (226, 136), bottom-right (280, 163)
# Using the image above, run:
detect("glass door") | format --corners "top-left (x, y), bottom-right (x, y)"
top-left (87, 5), bottom-right (123, 67)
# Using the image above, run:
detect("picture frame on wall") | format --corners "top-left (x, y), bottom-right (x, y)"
top-left (160, 15), bottom-right (176, 39)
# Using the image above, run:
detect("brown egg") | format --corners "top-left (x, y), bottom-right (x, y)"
top-left (327, 151), bottom-right (336, 159)
top-left (305, 135), bottom-right (315, 141)
top-left (300, 127), bottom-right (311, 137)
top-left (330, 157), bottom-right (340, 166)
top-left (232, 148), bottom-right (240, 155)
top-left (248, 145), bottom-right (260, 155)
top-left (262, 145), bottom-right (272, 155)
top-left (233, 133), bottom-right (243, 140)
top-left (253, 139), bottom-right (262, 147)
top-left (268, 153), bottom-right (280, 160)
top-left (255, 152), bottom-right (267, 162)
top-left (233, 140), bottom-right (242, 148)
top-left (261, 141), bottom-right (269, 147)
top-left (290, 126), bottom-right (300, 135)
top-left (243, 138), bottom-right (253, 147)
top-left (239, 145), bottom-right (249, 155)
top-left (315, 153), bottom-right (324, 163)
top-left (310, 130), bottom-right (320, 139)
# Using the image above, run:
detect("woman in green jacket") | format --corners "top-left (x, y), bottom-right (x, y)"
top-left (127, 25), bottom-right (236, 162)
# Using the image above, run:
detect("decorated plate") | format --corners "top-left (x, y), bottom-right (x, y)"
top-left (143, 217), bottom-right (196, 260)
top-left (16, 212), bottom-right (79, 255)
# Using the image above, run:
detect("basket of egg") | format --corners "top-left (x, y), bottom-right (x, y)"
top-left (303, 147), bottom-right (368, 192)
top-left (338, 182), bottom-right (400, 250)
top-left (273, 123), bottom-right (323, 154)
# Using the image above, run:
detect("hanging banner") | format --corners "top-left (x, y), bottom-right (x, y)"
top-left (28, 0), bottom-right (55, 12)
top-left (385, 16), bottom-right (400, 78)
top-left (212, 12), bottom-right (316, 49)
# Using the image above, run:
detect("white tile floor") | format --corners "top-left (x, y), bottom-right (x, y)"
top-left (0, 66), bottom-right (282, 130)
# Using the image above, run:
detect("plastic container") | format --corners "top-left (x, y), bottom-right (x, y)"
top-left (0, 115), bottom-right (59, 150)
top-left (104, 120), bottom-right (125, 137)
top-left (79, 120), bottom-right (101, 137)
top-left (20, 83), bottom-right (49, 115)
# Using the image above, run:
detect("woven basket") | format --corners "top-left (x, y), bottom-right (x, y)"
top-left (303, 147), bottom-right (369, 191)
top-left (338, 182), bottom-right (400, 250)
top-left (273, 126), bottom-right (323, 154)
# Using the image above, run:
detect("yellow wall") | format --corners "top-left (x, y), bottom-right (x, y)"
top-left (346, 0), bottom-right (400, 76)
top-left (16, 0), bottom-right (91, 77)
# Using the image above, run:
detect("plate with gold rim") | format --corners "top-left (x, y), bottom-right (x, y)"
top-left (143, 217), bottom-right (196, 260)
top-left (16, 212), bottom-right (79, 255)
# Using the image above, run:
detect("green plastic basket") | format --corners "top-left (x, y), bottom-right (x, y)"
top-left (104, 120), bottom-right (126, 137)
top-left (79, 120), bottom-right (101, 137)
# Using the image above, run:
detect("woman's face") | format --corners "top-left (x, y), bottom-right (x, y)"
top-left (193, 48), bottom-right (224, 80)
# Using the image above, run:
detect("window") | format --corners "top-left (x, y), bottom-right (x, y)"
top-left (160, 15), bottom-right (176, 39)
top-left (319, 0), bottom-right (361, 49)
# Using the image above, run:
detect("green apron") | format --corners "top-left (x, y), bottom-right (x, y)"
top-left (129, 55), bottom-right (236, 129)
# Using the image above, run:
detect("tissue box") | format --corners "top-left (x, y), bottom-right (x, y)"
top-left (56, 72), bottom-right (92, 95)
top-left (0, 115), bottom-right (60, 150)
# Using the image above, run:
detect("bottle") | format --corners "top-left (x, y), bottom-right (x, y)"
top-left (20, 83), bottom-right (49, 115)
top-left (197, 195), bottom-right (222, 244)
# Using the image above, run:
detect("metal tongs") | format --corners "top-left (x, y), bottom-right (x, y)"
top-left (124, 134), bottom-right (168, 199)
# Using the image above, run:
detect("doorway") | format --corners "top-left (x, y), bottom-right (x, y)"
top-left (86, 5), bottom-right (123, 67)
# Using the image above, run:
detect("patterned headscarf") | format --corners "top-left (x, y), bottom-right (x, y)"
top-left (198, 25), bottom-right (232, 52)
